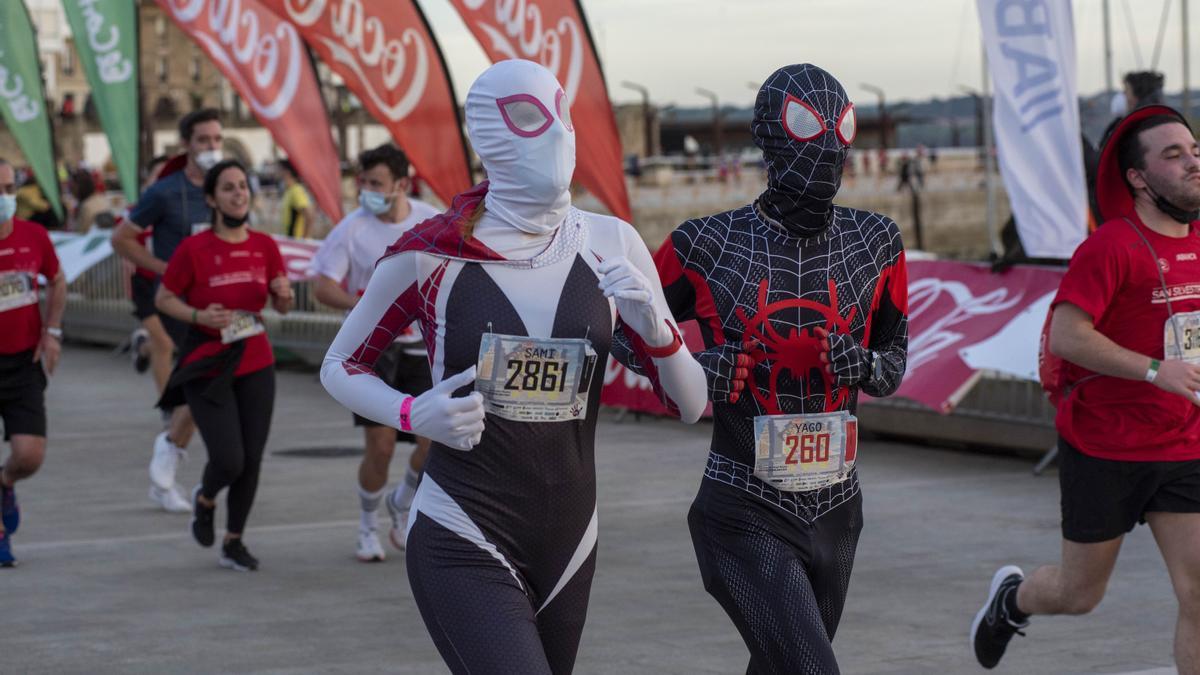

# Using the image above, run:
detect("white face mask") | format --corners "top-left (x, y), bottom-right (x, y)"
top-left (465, 60), bottom-right (575, 235)
top-left (359, 190), bottom-right (393, 216)
top-left (0, 194), bottom-right (15, 223)
top-left (195, 149), bottom-right (223, 172)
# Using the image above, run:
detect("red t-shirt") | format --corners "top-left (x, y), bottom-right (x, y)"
top-left (1053, 214), bottom-right (1200, 461)
top-left (161, 230), bottom-right (284, 377)
top-left (0, 218), bottom-right (60, 355)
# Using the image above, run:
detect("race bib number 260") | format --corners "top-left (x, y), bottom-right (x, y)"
top-left (475, 333), bottom-right (598, 423)
top-left (753, 411), bottom-right (858, 492)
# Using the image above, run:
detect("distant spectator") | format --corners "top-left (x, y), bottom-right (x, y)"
top-left (71, 170), bottom-right (112, 231)
top-left (15, 175), bottom-right (60, 230)
top-left (278, 159), bottom-right (315, 239)
top-left (1124, 70), bottom-right (1165, 110)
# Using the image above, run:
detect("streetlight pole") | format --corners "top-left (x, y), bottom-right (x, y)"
top-left (1184, 0), bottom-right (1192, 119)
top-left (621, 81), bottom-right (654, 158)
top-left (695, 87), bottom-right (721, 156)
top-left (1103, 0), bottom-right (1114, 97)
top-left (860, 83), bottom-right (888, 150)
top-left (981, 44), bottom-right (1000, 258)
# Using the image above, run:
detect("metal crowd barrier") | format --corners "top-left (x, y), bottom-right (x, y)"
top-left (63, 254), bottom-right (342, 365)
top-left (61, 258), bottom-right (1059, 455)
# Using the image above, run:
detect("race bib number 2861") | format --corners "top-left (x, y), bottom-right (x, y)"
top-left (475, 333), bottom-right (597, 423)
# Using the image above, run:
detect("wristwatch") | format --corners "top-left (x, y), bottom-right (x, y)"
top-left (45, 326), bottom-right (63, 340)
top-left (870, 351), bottom-right (883, 382)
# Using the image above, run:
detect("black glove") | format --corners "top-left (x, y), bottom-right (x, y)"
top-left (694, 340), bottom-right (758, 403)
top-left (818, 327), bottom-right (872, 388)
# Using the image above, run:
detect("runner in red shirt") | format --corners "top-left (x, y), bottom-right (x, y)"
top-left (972, 106), bottom-right (1200, 673)
top-left (155, 160), bottom-right (293, 572)
top-left (0, 158), bottom-right (67, 567)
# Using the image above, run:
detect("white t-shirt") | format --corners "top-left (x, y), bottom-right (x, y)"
top-left (311, 200), bottom-right (438, 352)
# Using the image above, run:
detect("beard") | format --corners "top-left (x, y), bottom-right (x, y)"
top-left (1147, 170), bottom-right (1200, 210)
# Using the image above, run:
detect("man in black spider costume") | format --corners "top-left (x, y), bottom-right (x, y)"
top-left (617, 63), bottom-right (909, 674)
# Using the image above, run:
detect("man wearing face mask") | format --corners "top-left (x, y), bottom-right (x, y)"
top-left (0, 158), bottom-right (66, 567)
top-left (322, 60), bottom-right (707, 674)
top-left (310, 144), bottom-right (438, 562)
top-left (971, 107), bottom-right (1200, 673)
top-left (614, 64), bottom-right (909, 674)
top-left (113, 108), bottom-right (223, 514)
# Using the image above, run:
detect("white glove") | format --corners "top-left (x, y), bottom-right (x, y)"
top-left (404, 367), bottom-right (486, 451)
top-left (597, 257), bottom-right (672, 348)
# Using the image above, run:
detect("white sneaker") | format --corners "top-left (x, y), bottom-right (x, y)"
top-left (384, 487), bottom-right (409, 551)
top-left (149, 432), bottom-right (185, 490)
top-left (149, 484), bottom-right (193, 513)
top-left (356, 527), bottom-right (386, 562)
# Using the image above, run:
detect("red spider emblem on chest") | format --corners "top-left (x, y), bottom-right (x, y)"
top-left (735, 278), bottom-right (857, 414)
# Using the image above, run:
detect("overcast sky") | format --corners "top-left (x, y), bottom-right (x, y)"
top-left (30, 0), bottom-right (1199, 108)
top-left (419, 0), bottom-right (1199, 107)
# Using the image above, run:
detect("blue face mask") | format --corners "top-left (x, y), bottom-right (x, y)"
top-left (358, 190), bottom-right (393, 216)
top-left (0, 194), bottom-right (16, 223)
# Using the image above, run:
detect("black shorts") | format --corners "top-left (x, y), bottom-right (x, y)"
top-left (129, 275), bottom-right (187, 346)
top-left (1059, 436), bottom-right (1200, 543)
top-left (353, 344), bottom-right (432, 441)
top-left (0, 352), bottom-right (47, 440)
top-left (130, 274), bottom-right (157, 321)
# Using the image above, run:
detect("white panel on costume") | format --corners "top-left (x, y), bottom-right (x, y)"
top-left (537, 506), bottom-right (598, 615)
top-left (977, 0), bottom-right (1087, 259)
top-left (406, 475), bottom-right (524, 591)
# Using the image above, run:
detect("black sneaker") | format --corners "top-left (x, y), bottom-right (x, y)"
top-left (971, 565), bottom-right (1029, 669)
top-left (190, 485), bottom-right (215, 548)
top-left (219, 539), bottom-right (259, 572)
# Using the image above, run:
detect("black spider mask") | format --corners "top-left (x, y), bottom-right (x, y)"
top-left (752, 64), bottom-right (856, 237)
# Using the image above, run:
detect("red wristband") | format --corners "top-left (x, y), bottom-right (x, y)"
top-left (398, 397), bottom-right (414, 432)
top-left (643, 320), bottom-right (683, 359)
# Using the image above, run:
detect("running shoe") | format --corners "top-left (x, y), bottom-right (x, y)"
top-left (149, 485), bottom-right (192, 513)
top-left (219, 539), bottom-right (259, 571)
top-left (971, 565), bottom-right (1029, 669)
top-left (1, 482), bottom-right (19, 535)
top-left (190, 485), bottom-right (215, 548)
top-left (0, 530), bottom-right (14, 568)
top-left (356, 527), bottom-right (386, 563)
top-left (384, 487), bottom-right (409, 551)
top-left (131, 327), bottom-right (150, 374)
top-left (149, 432), bottom-right (185, 490)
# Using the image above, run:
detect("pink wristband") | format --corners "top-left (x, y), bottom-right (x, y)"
top-left (398, 397), bottom-right (414, 432)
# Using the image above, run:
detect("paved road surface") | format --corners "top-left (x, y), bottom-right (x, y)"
top-left (0, 346), bottom-right (1181, 674)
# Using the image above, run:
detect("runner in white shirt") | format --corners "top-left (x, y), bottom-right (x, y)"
top-left (311, 144), bottom-right (439, 562)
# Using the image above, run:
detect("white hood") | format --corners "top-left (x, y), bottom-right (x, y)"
top-left (465, 60), bottom-right (576, 235)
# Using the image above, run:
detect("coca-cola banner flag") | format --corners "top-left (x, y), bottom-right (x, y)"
top-left (601, 261), bottom-right (1067, 417)
top-left (156, 0), bottom-right (344, 222)
top-left (447, 0), bottom-right (632, 221)
top-left (265, 0), bottom-right (472, 206)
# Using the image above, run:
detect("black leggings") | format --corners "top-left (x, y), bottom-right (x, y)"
top-left (183, 366), bottom-right (275, 535)
top-left (688, 479), bottom-right (863, 675)
top-left (406, 513), bottom-right (596, 675)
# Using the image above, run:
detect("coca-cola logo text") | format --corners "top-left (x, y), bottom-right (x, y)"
top-left (459, 0), bottom-right (584, 105)
top-left (280, 0), bottom-right (429, 121)
top-left (0, 50), bottom-right (41, 124)
top-left (71, 0), bottom-right (133, 84)
top-left (162, 0), bottom-right (301, 120)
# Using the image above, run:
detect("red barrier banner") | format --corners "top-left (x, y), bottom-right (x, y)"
top-left (445, 0), bottom-right (632, 221)
top-left (156, 0), bottom-right (344, 222)
top-left (600, 260), bottom-right (1067, 416)
top-left (264, 0), bottom-right (472, 205)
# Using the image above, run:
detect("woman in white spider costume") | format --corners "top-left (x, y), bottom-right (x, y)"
top-left (321, 60), bottom-right (707, 674)
top-left (617, 63), bottom-right (910, 674)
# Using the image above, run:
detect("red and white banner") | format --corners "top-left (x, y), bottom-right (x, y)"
top-left (264, 0), bottom-right (473, 206)
top-left (446, 0), bottom-right (632, 221)
top-left (156, 0), bottom-right (344, 222)
top-left (601, 260), bottom-right (1067, 416)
